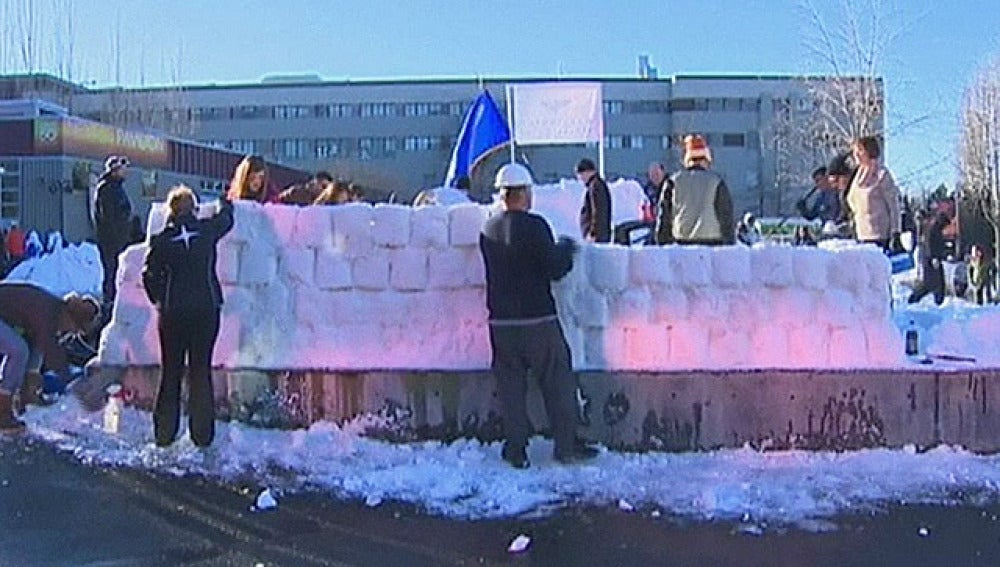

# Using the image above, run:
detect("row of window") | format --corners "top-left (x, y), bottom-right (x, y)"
top-left (668, 97), bottom-right (763, 113)
top-left (209, 131), bottom-right (757, 161)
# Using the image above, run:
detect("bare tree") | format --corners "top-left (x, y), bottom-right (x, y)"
top-left (958, 58), bottom-right (1000, 269)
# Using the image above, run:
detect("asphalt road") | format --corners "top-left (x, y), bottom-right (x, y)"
top-left (2, 435), bottom-right (1000, 566)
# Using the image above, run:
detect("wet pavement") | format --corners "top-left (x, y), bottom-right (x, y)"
top-left (2, 436), bottom-right (1000, 566)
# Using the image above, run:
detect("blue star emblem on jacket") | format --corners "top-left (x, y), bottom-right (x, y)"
top-left (171, 225), bottom-right (199, 249)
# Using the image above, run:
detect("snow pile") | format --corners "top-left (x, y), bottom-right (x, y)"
top-left (98, 201), bottom-right (901, 371)
top-left (24, 398), bottom-right (1000, 527)
top-left (529, 177), bottom-right (649, 238)
top-left (4, 241), bottom-right (103, 298)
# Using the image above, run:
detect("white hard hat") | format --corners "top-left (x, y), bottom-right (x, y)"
top-left (494, 163), bottom-right (534, 189)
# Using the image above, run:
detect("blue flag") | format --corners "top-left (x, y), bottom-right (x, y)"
top-left (443, 90), bottom-right (511, 188)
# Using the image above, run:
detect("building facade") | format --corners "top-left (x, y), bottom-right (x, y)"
top-left (3, 73), bottom-right (884, 217)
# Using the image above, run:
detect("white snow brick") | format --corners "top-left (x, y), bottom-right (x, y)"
top-left (751, 245), bottom-right (794, 287)
top-left (116, 245), bottom-right (147, 290)
top-left (293, 288), bottom-right (331, 330)
top-left (727, 291), bottom-right (769, 326)
top-left (352, 248), bottom-right (390, 290)
top-left (372, 204), bottom-right (412, 248)
top-left (427, 248), bottom-right (467, 289)
top-left (864, 251), bottom-right (892, 292)
top-left (389, 248), bottom-right (428, 291)
top-left (624, 325), bottom-right (670, 369)
top-left (411, 206), bottom-right (450, 249)
top-left (449, 203), bottom-right (489, 246)
top-left (450, 288), bottom-right (488, 325)
top-left (573, 288), bottom-right (609, 328)
top-left (610, 287), bottom-right (652, 325)
top-left (650, 286), bottom-right (689, 324)
top-left (865, 319), bottom-right (905, 366)
top-left (771, 288), bottom-right (817, 328)
top-left (213, 313), bottom-right (240, 367)
top-left (786, 326), bottom-right (829, 368)
top-left (216, 241), bottom-right (242, 286)
top-left (792, 247), bottom-right (832, 290)
top-left (629, 246), bottom-right (677, 286)
top-left (262, 203), bottom-right (300, 248)
top-left (687, 289), bottom-right (728, 326)
top-left (669, 323), bottom-right (709, 368)
top-left (315, 250), bottom-right (353, 290)
top-left (711, 246), bottom-right (752, 288)
top-left (465, 248), bottom-right (486, 286)
top-left (708, 326), bottom-right (751, 368)
top-left (238, 240), bottom-right (278, 286)
top-left (750, 326), bottom-right (790, 368)
top-left (97, 324), bottom-right (128, 365)
top-left (373, 292), bottom-right (411, 327)
top-left (331, 203), bottom-right (373, 258)
top-left (228, 200), bottom-right (264, 244)
top-left (829, 249), bottom-right (871, 292)
top-left (828, 327), bottom-right (869, 367)
top-left (858, 289), bottom-right (891, 322)
top-left (146, 202), bottom-right (168, 240)
top-left (671, 246), bottom-right (712, 287)
top-left (293, 205), bottom-right (335, 249)
top-left (278, 248), bottom-right (315, 286)
top-left (587, 244), bottom-right (630, 293)
top-left (817, 289), bottom-right (857, 327)
top-left (560, 322), bottom-right (585, 370)
top-left (583, 327), bottom-right (609, 369)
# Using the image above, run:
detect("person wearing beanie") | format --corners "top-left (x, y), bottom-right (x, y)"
top-left (142, 185), bottom-right (234, 448)
top-left (655, 134), bottom-right (734, 245)
top-left (94, 154), bottom-right (134, 313)
top-left (575, 158), bottom-right (612, 243)
top-left (480, 163), bottom-right (597, 469)
top-left (0, 283), bottom-right (100, 431)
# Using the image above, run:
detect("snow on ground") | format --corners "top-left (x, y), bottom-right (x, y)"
top-left (24, 398), bottom-right (1000, 529)
top-left (3, 241), bottom-right (103, 298)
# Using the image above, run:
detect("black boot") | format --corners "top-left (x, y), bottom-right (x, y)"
top-left (501, 442), bottom-right (529, 469)
top-left (0, 393), bottom-right (26, 433)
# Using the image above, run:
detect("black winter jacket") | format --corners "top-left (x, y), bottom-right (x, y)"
top-left (579, 175), bottom-right (612, 243)
top-left (94, 174), bottom-right (133, 251)
top-left (142, 199), bottom-right (234, 314)
top-left (480, 211), bottom-right (574, 322)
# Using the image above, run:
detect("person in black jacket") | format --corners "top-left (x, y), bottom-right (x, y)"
top-left (908, 212), bottom-right (948, 305)
top-left (480, 163), bottom-right (597, 469)
top-left (142, 185), bottom-right (234, 447)
top-left (576, 158), bottom-right (612, 243)
top-left (94, 155), bottom-right (134, 310)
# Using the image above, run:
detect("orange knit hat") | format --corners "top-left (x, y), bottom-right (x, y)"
top-left (683, 134), bottom-right (712, 165)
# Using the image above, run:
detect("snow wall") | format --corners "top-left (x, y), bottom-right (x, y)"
top-left (97, 181), bottom-right (903, 371)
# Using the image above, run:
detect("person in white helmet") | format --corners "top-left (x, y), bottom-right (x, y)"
top-left (479, 163), bottom-right (597, 468)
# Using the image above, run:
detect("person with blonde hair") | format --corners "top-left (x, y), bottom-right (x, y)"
top-left (655, 134), bottom-right (734, 245)
top-left (142, 185), bottom-right (233, 447)
top-left (227, 155), bottom-right (277, 203)
top-left (312, 180), bottom-right (353, 205)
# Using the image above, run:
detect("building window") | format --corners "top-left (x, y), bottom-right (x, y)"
top-left (740, 98), bottom-right (761, 112)
top-left (624, 100), bottom-right (669, 114)
top-left (403, 102), bottom-right (448, 117)
top-left (315, 138), bottom-right (350, 158)
top-left (233, 105), bottom-right (270, 120)
top-left (358, 137), bottom-right (397, 158)
top-left (629, 135), bottom-right (644, 149)
top-left (315, 103), bottom-right (355, 118)
top-left (603, 100), bottom-right (624, 115)
top-left (360, 103), bottom-right (397, 118)
top-left (277, 139), bottom-right (308, 160)
top-left (274, 105), bottom-right (311, 119)
top-left (661, 136), bottom-right (672, 149)
top-left (0, 169), bottom-right (18, 221)
top-left (722, 133), bottom-right (746, 147)
top-left (669, 98), bottom-right (709, 111)
top-left (403, 136), bottom-right (443, 151)
top-left (449, 102), bottom-right (468, 116)
top-left (228, 140), bottom-right (257, 154)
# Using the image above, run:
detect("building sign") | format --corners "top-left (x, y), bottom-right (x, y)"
top-left (33, 117), bottom-right (170, 168)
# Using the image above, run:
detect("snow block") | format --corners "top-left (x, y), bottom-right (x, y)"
top-left (116, 245), bottom-right (147, 290)
top-left (623, 325), bottom-right (670, 369)
top-left (687, 289), bottom-right (727, 326)
top-left (864, 251), bottom-right (892, 292)
top-left (817, 289), bottom-right (857, 327)
top-left (786, 326), bottom-right (829, 368)
top-left (573, 288), bottom-right (609, 328)
top-left (449, 204), bottom-right (488, 247)
top-left (751, 245), bottom-right (794, 287)
top-left (228, 200), bottom-right (264, 244)
top-left (610, 287), bottom-right (652, 325)
top-left (314, 250), bottom-right (353, 290)
top-left (669, 323), bottom-right (709, 368)
top-left (583, 327), bottom-right (610, 369)
top-left (828, 327), bottom-right (869, 367)
top-left (711, 246), bottom-right (752, 288)
top-left (352, 248), bottom-right (390, 290)
top-left (726, 290), bottom-right (769, 326)
top-left (372, 204), bottom-right (412, 248)
top-left (216, 241), bottom-right (242, 286)
top-left (332, 203), bottom-right (374, 258)
top-left (411, 206), bottom-right (450, 249)
top-left (261, 203), bottom-right (300, 248)
top-left (650, 286), bottom-right (689, 324)
top-left (146, 202), bottom-right (168, 240)
top-left (750, 326), bottom-right (790, 368)
top-left (792, 247), bottom-right (832, 290)
top-left (829, 248), bottom-right (871, 292)
top-left (587, 244), bottom-right (630, 293)
top-left (629, 246), bottom-right (677, 286)
top-left (238, 240), bottom-right (278, 286)
top-left (708, 326), bottom-right (752, 368)
top-left (427, 248), bottom-right (467, 289)
top-left (449, 288), bottom-right (489, 325)
top-left (278, 248), bottom-right (315, 286)
top-left (865, 319), bottom-right (905, 366)
top-left (770, 288), bottom-right (817, 328)
top-left (294, 205), bottom-right (335, 249)
top-left (671, 246), bottom-right (712, 287)
top-left (464, 248), bottom-right (486, 286)
top-left (389, 248), bottom-right (428, 291)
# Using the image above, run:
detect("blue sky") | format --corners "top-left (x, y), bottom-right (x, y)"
top-left (9, 0), bottom-right (999, 192)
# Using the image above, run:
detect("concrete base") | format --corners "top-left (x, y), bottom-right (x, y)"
top-left (84, 364), bottom-right (1000, 452)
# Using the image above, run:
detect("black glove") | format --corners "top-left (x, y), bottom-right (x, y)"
top-left (557, 236), bottom-right (580, 256)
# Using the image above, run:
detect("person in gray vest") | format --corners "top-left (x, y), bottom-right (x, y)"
top-left (655, 135), bottom-right (734, 245)
top-left (480, 163), bottom-right (598, 469)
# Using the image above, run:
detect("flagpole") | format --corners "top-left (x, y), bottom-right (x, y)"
top-left (505, 83), bottom-right (516, 163)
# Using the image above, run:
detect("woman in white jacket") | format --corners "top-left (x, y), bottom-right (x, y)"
top-left (846, 136), bottom-right (901, 251)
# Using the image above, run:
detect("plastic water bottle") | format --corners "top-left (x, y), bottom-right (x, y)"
top-left (103, 384), bottom-right (124, 434)
top-left (905, 320), bottom-right (920, 356)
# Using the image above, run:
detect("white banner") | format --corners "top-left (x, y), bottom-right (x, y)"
top-left (510, 82), bottom-right (603, 145)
